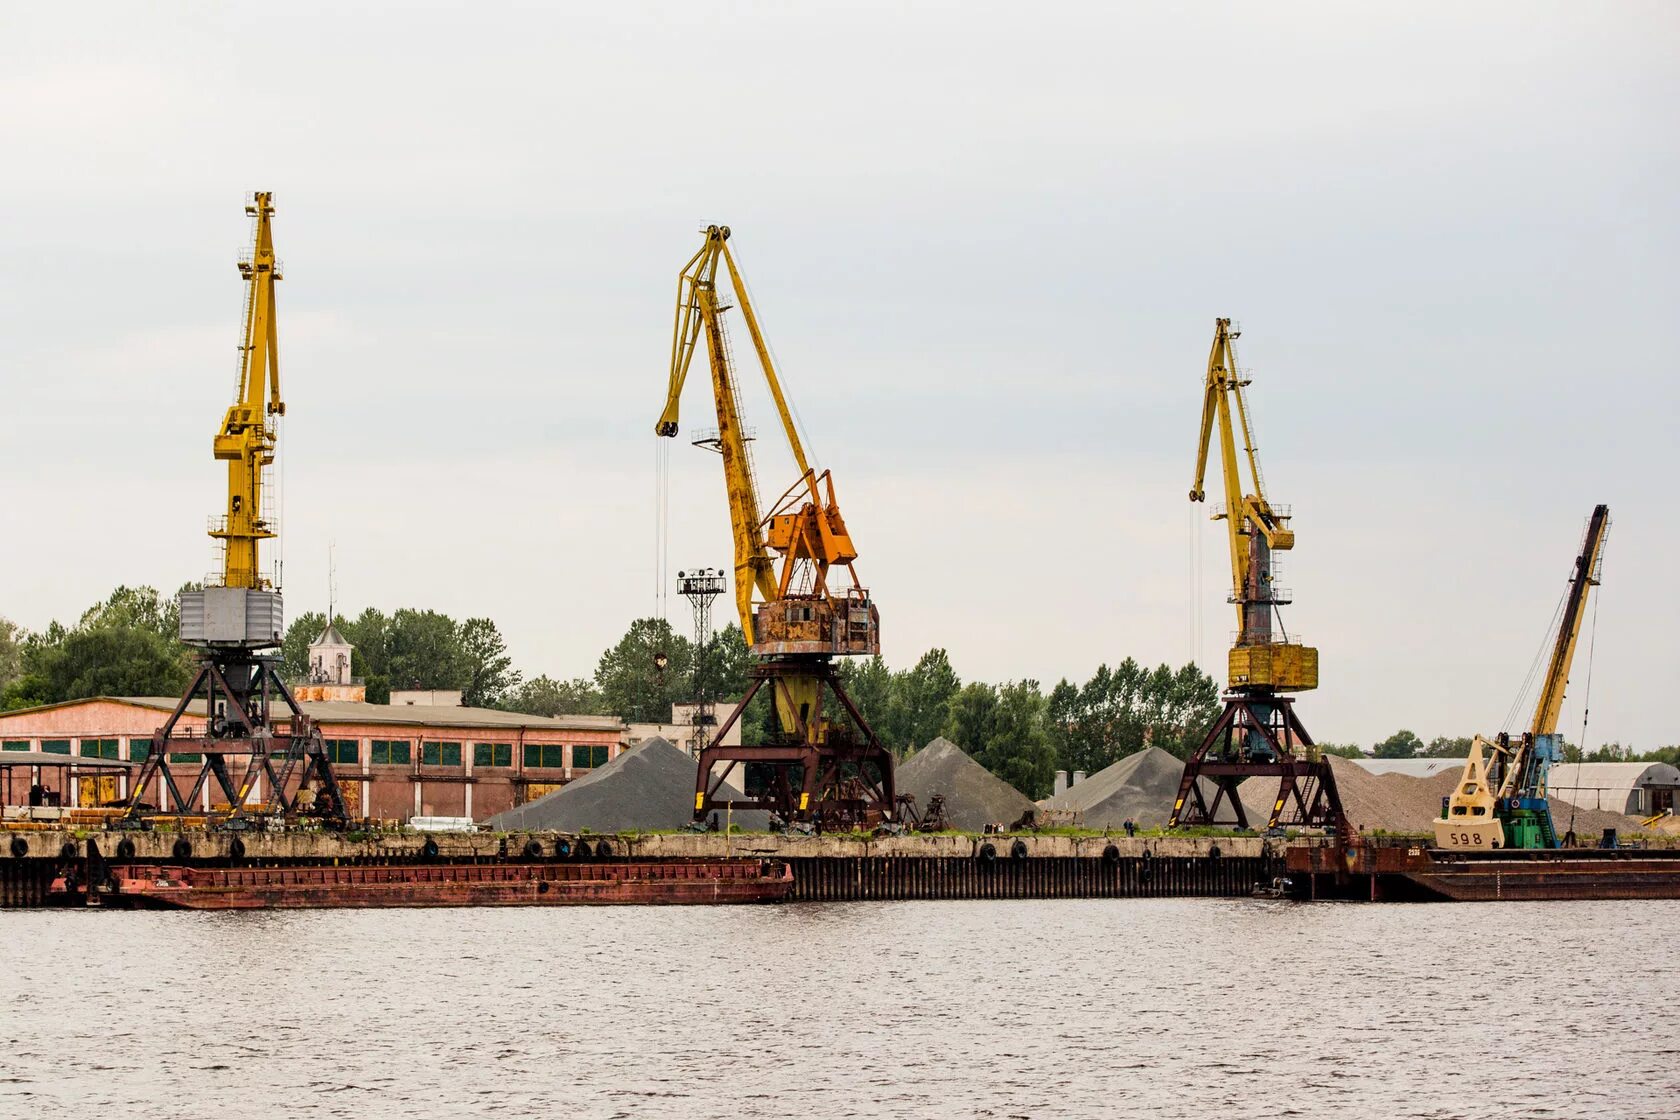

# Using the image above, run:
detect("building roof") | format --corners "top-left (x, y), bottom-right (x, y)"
top-left (312, 622), bottom-right (352, 648)
top-left (1548, 762), bottom-right (1680, 795)
top-left (0, 751), bottom-right (139, 769)
top-left (2, 696), bottom-right (625, 734)
top-left (1349, 758), bottom-right (1467, 778)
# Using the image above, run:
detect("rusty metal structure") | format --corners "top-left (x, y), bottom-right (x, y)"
top-left (1170, 319), bottom-right (1347, 836)
top-left (122, 193), bottom-right (346, 829)
top-left (655, 225), bottom-right (893, 830)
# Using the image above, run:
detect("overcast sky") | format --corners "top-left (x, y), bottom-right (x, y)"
top-left (2, 3), bottom-right (1675, 749)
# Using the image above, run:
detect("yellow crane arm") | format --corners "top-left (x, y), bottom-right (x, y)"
top-left (655, 226), bottom-right (780, 640)
top-left (210, 192), bottom-right (283, 590)
top-left (1531, 504), bottom-right (1611, 737)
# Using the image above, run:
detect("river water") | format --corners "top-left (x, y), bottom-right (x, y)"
top-left (2, 898), bottom-right (1675, 1119)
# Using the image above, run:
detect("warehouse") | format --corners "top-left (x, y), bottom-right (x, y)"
top-left (0, 696), bottom-right (625, 822)
top-left (1546, 761), bottom-right (1680, 818)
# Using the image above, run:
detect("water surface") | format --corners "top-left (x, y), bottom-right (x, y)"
top-left (3, 899), bottom-right (1675, 1118)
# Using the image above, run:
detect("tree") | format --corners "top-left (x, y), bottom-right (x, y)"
top-left (281, 611), bottom-right (327, 682)
top-left (694, 623), bottom-right (752, 705)
top-left (77, 585), bottom-right (179, 640)
top-left (506, 675), bottom-right (604, 717)
top-left (594, 617), bottom-right (693, 723)
top-left (840, 655), bottom-right (894, 744)
top-left (386, 609), bottom-right (469, 691)
top-left (0, 618), bottom-right (22, 696)
top-left (461, 617), bottom-right (520, 708)
top-left (1373, 729), bottom-right (1423, 759)
top-left (1318, 743), bottom-right (1367, 758)
top-left (943, 681), bottom-right (1000, 754)
top-left (27, 626), bottom-right (192, 703)
top-left (973, 680), bottom-right (1058, 799)
top-left (1423, 735), bottom-right (1472, 758)
top-left (889, 648), bottom-right (960, 752)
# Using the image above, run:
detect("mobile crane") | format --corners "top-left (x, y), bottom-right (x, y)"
top-left (1436, 504), bottom-right (1610, 850)
top-left (656, 225), bottom-right (894, 829)
top-left (1169, 319), bottom-right (1347, 834)
top-left (123, 193), bottom-right (346, 827)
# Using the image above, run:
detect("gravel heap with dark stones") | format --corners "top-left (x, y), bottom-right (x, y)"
top-left (1041, 747), bottom-right (1185, 828)
top-left (487, 737), bottom-right (708, 833)
top-left (895, 737), bottom-right (1037, 831)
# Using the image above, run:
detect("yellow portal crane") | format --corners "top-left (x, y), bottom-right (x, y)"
top-left (124, 192), bottom-right (347, 827)
top-left (656, 224), bottom-right (889, 828)
top-left (1190, 317), bottom-right (1316, 691)
top-left (210, 191), bottom-right (284, 591)
top-left (1171, 318), bottom-right (1345, 836)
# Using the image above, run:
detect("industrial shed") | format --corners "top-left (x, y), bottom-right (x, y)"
top-left (1547, 762), bottom-right (1680, 817)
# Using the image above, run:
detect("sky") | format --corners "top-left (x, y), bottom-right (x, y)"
top-left (1, 3), bottom-right (1675, 749)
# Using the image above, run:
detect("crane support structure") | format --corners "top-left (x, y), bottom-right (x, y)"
top-left (123, 193), bottom-right (347, 829)
top-left (657, 225), bottom-right (893, 830)
top-left (1170, 319), bottom-right (1347, 837)
top-left (1437, 504), bottom-right (1611, 851)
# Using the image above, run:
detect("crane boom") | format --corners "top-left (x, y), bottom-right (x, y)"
top-left (1189, 318), bottom-right (1314, 691)
top-left (210, 192), bottom-right (284, 590)
top-left (1530, 503), bottom-right (1610, 738)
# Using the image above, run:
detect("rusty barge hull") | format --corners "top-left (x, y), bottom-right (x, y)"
top-left (1287, 844), bottom-right (1680, 902)
top-left (66, 859), bottom-right (794, 910)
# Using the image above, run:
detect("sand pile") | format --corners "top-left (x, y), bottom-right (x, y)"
top-left (896, 737), bottom-right (1036, 831)
top-left (488, 737), bottom-right (737, 833)
top-left (1042, 747), bottom-right (1185, 828)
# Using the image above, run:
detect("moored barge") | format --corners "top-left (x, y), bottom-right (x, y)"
top-left (55, 858), bottom-right (794, 910)
top-left (1287, 841), bottom-right (1680, 902)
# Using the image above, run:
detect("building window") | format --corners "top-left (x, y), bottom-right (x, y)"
top-left (572, 744), bottom-right (609, 769)
top-left (473, 743), bottom-right (514, 768)
top-left (323, 739), bottom-right (359, 766)
top-left (79, 738), bottom-right (120, 759)
top-left (371, 740), bottom-right (412, 765)
top-left (169, 752), bottom-right (203, 764)
top-left (422, 741), bottom-right (462, 767)
top-left (130, 739), bottom-right (152, 763)
top-left (522, 743), bottom-right (568, 769)
top-left (2, 740), bottom-right (29, 752)
top-left (40, 739), bottom-right (71, 755)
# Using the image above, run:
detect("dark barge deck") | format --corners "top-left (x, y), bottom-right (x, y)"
top-left (1287, 841), bottom-right (1680, 901)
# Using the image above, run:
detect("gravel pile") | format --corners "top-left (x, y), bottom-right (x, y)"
top-left (897, 737), bottom-right (1037, 831)
top-left (1228, 755), bottom-right (1642, 837)
top-left (1041, 747), bottom-right (1185, 828)
top-left (487, 737), bottom-right (716, 833)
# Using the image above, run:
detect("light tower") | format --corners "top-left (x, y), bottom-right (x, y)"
top-left (679, 567), bottom-right (727, 755)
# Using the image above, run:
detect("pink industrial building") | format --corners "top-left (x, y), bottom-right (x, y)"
top-left (0, 696), bottom-right (624, 822)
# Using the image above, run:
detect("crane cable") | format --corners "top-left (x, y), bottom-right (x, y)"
top-left (1577, 581), bottom-right (1601, 754)
top-left (654, 437), bottom-right (670, 622)
top-left (1498, 588), bottom-right (1567, 736)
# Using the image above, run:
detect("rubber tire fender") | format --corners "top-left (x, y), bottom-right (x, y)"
top-left (8, 837), bottom-right (26, 859)
top-left (228, 837), bottom-right (246, 860)
top-left (1101, 843), bottom-right (1121, 864)
top-left (1208, 843), bottom-right (1222, 860)
top-left (172, 838), bottom-right (192, 861)
top-left (977, 842), bottom-right (997, 864)
top-left (553, 838), bottom-right (572, 859)
top-left (115, 838), bottom-right (136, 860)
top-left (1009, 839), bottom-right (1029, 860)
top-left (421, 837), bottom-right (440, 861)
top-left (522, 839), bottom-right (543, 859)
top-left (593, 840), bottom-right (612, 859)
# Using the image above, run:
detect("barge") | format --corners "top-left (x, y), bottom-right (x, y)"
top-left (54, 858), bottom-right (794, 910)
top-left (1286, 841), bottom-right (1680, 902)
